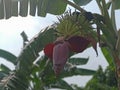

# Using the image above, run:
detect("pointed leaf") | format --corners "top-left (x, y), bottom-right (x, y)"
top-left (0, 64), bottom-right (11, 73)
top-left (72, 68), bottom-right (96, 75)
top-left (61, 67), bottom-right (96, 78)
top-left (73, 0), bottom-right (92, 6)
top-left (0, 49), bottom-right (17, 65)
top-left (68, 57), bottom-right (89, 65)
top-left (88, 37), bottom-right (98, 56)
top-left (101, 47), bottom-right (114, 67)
top-left (21, 31), bottom-right (29, 42)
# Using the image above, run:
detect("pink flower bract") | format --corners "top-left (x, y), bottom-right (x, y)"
top-left (43, 43), bottom-right (54, 59)
top-left (68, 36), bottom-right (90, 53)
top-left (53, 42), bottom-right (70, 76)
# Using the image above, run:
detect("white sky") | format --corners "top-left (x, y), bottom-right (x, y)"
top-left (0, 15), bottom-right (58, 54)
top-left (0, 0), bottom-right (120, 87)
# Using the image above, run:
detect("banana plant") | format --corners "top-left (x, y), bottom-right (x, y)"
top-left (93, 0), bottom-right (120, 89)
top-left (0, 26), bottom-right (96, 90)
top-left (1, 0), bottom-right (120, 89)
top-left (56, 0), bottom-right (120, 89)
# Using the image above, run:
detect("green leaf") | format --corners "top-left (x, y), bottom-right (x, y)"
top-left (0, 71), bottom-right (8, 79)
top-left (0, 0), bottom-right (4, 19)
top-left (16, 27), bottom-right (56, 72)
top-left (46, 0), bottom-right (67, 15)
top-left (38, 60), bottom-right (56, 85)
top-left (30, 0), bottom-right (37, 16)
top-left (9, 28), bottom-right (57, 90)
top-left (112, 0), bottom-right (120, 10)
top-left (73, 68), bottom-right (96, 75)
top-left (0, 49), bottom-right (17, 65)
top-left (19, 0), bottom-right (28, 17)
top-left (11, 0), bottom-right (18, 16)
top-left (8, 76), bottom-right (29, 90)
top-left (21, 31), bottom-right (29, 46)
top-left (101, 47), bottom-right (114, 67)
top-left (0, 27), bottom-right (58, 90)
top-left (30, 73), bottom-right (43, 90)
top-left (51, 79), bottom-right (73, 90)
top-left (0, 0), bottom-right (18, 19)
top-left (37, 0), bottom-right (67, 17)
top-left (106, 1), bottom-right (111, 9)
top-left (0, 64), bottom-right (11, 74)
top-left (60, 67), bottom-right (96, 78)
top-left (37, 27), bottom-right (57, 48)
top-left (73, 0), bottom-right (92, 6)
top-left (4, 0), bottom-right (12, 19)
top-left (0, 0), bottom-right (67, 19)
top-left (21, 31), bottom-right (28, 42)
top-left (68, 57), bottom-right (89, 65)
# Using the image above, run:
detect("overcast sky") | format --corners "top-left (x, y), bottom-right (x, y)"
top-left (0, 0), bottom-right (120, 87)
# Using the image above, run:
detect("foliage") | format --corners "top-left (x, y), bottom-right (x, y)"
top-left (0, 27), bottom-right (96, 90)
top-left (0, 0), bottom-right (120, 89)
top-left (0, 0), bottom-right (66, 19)
top-left (69, 66), bottom-right (118, 90)
top-left (0, 49), bottom-right (17, 65)
top-left (84, 66), bottom-right (118, 90)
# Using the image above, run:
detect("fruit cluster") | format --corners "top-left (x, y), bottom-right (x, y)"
top-left (44, 11), bottom-right (98, 76)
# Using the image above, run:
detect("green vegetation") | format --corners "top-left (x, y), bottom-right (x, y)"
top-left (0, 0), bottom-right (120, 89)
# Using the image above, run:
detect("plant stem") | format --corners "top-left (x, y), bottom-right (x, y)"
top-left (95, 0), bottom-right (104, 15)
top-left (113, 52), bottom-right (120, 90)
top-left (63, 0), bottom-right (86, 12)
top-left (111, 2), bottom-right (118, 36)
